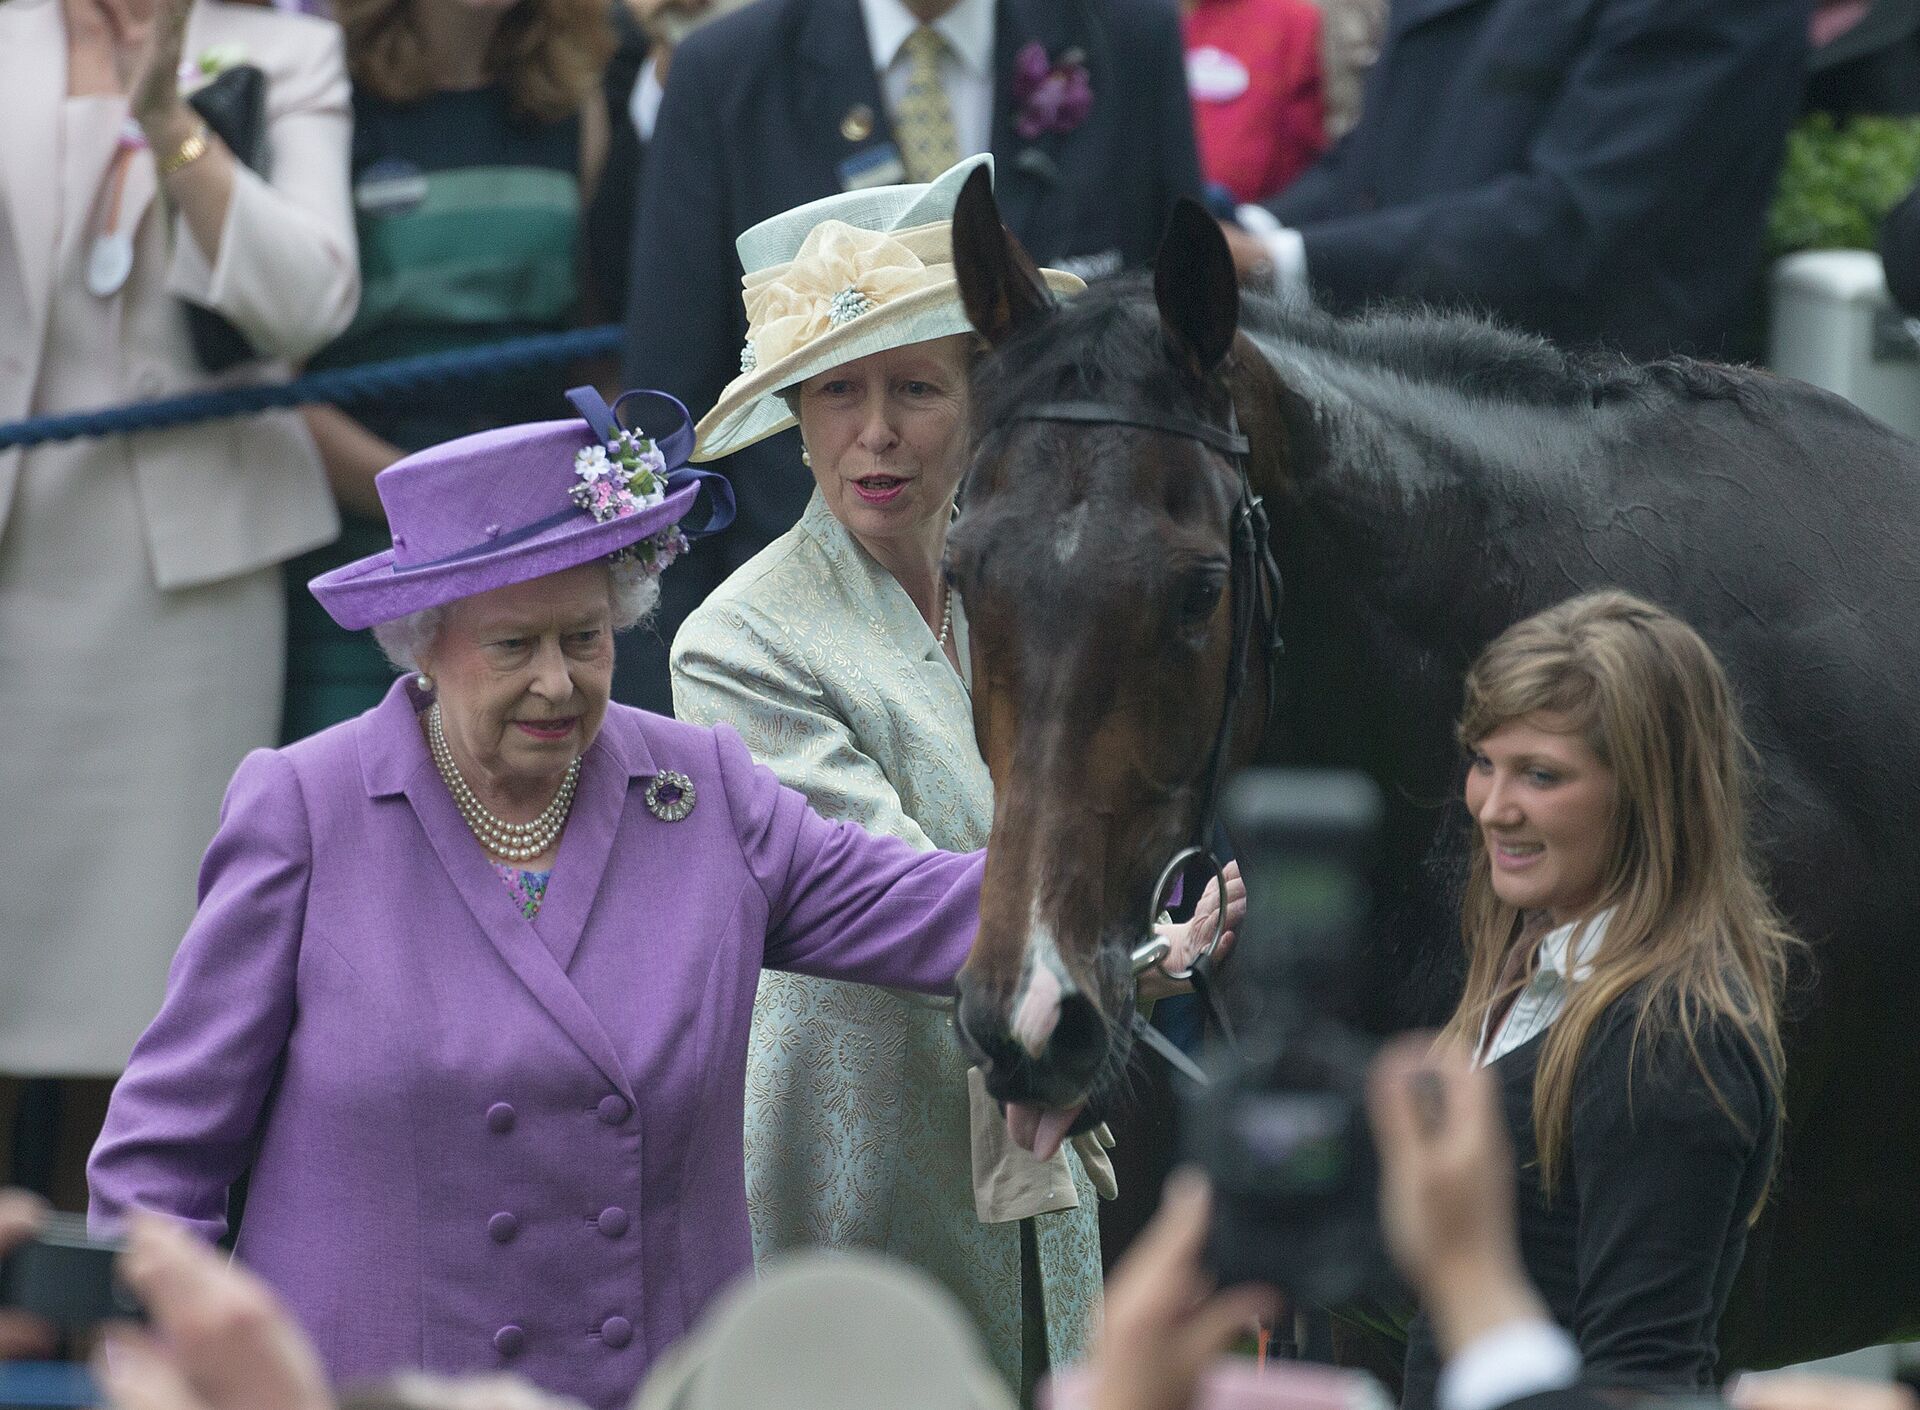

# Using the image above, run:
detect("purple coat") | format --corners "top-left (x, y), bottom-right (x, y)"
top-left (89, 681), bottom-right (984, 1409)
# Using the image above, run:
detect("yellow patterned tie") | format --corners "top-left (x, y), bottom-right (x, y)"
top-left (894, 26), bottom-right (961, 183)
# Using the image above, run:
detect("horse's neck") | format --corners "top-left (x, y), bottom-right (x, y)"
top-left (1228, 334), bottom-right (1538, 760)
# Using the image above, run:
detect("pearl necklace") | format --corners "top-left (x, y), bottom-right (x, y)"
top-left (427, 703), bottom-right (580, 863)
top-left (936, 580), bottom-right (954, 650)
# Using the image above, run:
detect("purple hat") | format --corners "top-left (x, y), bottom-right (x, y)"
top-left (310, 388), bottom-right (734, 631)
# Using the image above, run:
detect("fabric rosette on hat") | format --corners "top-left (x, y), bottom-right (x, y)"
top-left (693, 154), bottom-right (1085, 462)
top-left (310, 387), bottom-right (735, 631)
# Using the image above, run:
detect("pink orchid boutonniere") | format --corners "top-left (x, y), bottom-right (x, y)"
top-left (1011, 42), bottom-right (1093, 141)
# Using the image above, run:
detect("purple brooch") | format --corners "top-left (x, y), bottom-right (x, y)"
top-left (1011, 42), bottom-right (1093, 141)
top-left (571, 429), bottom-right (687, 571)
top-left (645, 770), bottom-right (696, 822)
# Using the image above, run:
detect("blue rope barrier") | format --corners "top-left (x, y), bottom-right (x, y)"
top-left (0, 325), bottom-right (624, 451)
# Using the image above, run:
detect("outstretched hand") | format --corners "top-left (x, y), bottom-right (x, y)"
top-left (1085, 1169), bottom-right (1280, 1410)
top-left (0, 1189), bottom-right (56, 1360)
top-left (1366, 1037), bottom-right (1544, 1357)
top-left (95, 1214), bottom-right (331, 1410)
top-left (1140, 860), bottom-right (1244, 1001)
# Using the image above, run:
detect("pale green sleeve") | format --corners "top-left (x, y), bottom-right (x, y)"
top-left (670, 601), bottom-right (937, 851)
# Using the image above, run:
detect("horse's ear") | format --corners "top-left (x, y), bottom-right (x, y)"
top-left (954, 164), bottom-right (1055, 345)
top-left (1153, 199), bottom-right (1239, 375)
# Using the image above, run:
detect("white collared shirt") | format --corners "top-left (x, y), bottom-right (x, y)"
top-left (1476, 909), bottom-right (1613, 1066)
top-left (860, 0), bottom-right (997, 160)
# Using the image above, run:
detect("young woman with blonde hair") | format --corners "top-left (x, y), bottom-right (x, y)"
top-left (1398, 590), bottom-right (1798, 1410)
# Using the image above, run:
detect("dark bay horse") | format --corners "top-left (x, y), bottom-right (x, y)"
top-left (943, 168), bottom-right (1920, 1368)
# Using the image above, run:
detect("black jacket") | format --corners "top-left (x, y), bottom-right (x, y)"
top-left (1266, 0), bottom-right (1813, 360)
top-left (1402, 997), bottom-right (1779, 1410)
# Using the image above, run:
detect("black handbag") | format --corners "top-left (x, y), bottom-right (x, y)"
top-left (182, 63), bottom-right (268, 372)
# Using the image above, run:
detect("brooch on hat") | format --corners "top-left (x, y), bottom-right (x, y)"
top-left (645, 771), bottom-right (697, 822)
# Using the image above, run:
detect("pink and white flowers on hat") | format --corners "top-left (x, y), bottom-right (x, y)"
top-left (570, 429), bottom-right (687, 570)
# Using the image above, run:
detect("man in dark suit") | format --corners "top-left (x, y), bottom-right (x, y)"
top-left (1227, 0), bottom-right (1813, 363)
top-left (614, 0), bottom-right (1204, 712)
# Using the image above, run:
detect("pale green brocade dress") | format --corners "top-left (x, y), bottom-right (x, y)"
top-left (671, 493), bottom-right (1102, 1393)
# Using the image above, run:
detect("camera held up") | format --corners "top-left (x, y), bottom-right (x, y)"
top-left (1181, 769), bottom-right (1390, 1307)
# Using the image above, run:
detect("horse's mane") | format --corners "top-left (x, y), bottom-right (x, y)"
top-left (1239, 289), bottom-right (1759, 408)
top-left (972, 273), bottom-right (1763, 427)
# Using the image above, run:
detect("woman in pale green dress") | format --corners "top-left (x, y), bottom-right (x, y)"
top-left (670, 157), bottom-right (1243, 1399)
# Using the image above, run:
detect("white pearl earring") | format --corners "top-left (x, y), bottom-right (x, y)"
top-left (801, 447), bottom-right (812, 468)
top-left (416, 673), bottom-right (433, 692)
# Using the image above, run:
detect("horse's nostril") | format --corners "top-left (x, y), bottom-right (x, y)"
top-left (1052, 992), bottom-right (1105, 1066)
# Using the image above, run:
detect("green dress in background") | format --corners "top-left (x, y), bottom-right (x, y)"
top-left (281, 86), bottom-right (583, 741)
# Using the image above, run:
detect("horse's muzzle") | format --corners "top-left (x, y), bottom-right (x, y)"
top-left (954, 972), bottom-right (1121, 1111)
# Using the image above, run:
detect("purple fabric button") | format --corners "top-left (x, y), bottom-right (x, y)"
top-left (494, 1324), bottom-right (525, 1358)
top-left (597, 1206), bottom-right (629, 1238)
top-left (488, 1212), bottom-right (519, 1244)
top-left (596, 1094), bottom-right (630, 1125)
top-left (600, 1316), bottom-right (633, 1350)
top-left (487, 1102), bottom-right (515, 1133)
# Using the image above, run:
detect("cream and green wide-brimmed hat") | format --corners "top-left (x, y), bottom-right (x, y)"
top-left (692, 154), bottom-right (1086, 463)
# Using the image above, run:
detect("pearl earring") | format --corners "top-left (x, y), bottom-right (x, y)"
top-left (416, 673), bottom-right (433, 692)
top-left (801, 448), bottom-right (812, 468)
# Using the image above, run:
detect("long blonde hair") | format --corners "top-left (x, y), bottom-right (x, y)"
top-left (336, 0), bottom-right (614, 123)
top-left (1441, 591), bottom-right (1795, 1206)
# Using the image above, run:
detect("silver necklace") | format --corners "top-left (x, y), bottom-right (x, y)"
top-left (427, 703), bottom-right (579, 863)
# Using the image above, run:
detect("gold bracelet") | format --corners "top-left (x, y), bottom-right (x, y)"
top-left (157, 120), bottom-right (210, 178)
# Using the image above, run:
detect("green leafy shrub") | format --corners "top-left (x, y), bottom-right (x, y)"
top-left (1766, 113), bottom-right (1920, 256)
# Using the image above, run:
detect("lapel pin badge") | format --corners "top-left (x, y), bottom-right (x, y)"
top-left (840, 104), bottom-right (876, 142)
top-left (645, 770), bottom-right (697, 823)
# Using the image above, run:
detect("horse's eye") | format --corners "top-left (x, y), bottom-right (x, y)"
top-left (1178, 573), bottom-right (1225, 625)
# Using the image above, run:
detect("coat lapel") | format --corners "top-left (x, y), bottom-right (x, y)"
top-left (529, 717), bottom-right (656, 970)
top-left (0, 0), bottom-right (69, 345)
top-left (800, 493), bottom-right (944, 662)
top-left (360, 684), bottom-right (638, 1107)
top-left (989, 0), bottom-right (1054, 249)
top-left (990, 0), bottom-right (1102, 260)
top-left (797, 0), bottom-right (900, 190)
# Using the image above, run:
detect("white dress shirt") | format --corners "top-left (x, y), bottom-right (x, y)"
top-left (632, 0), bottom-right (995, 151)
top-left (861, 0), bottom-right (997, 159)
top-left (1477, 909), bottom-right (1613, 1066)
top-left (631, 55), bottom-right (667, 143)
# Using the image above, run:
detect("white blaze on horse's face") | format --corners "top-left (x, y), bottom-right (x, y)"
top-left (1054, 502), bottom-right (1090, 563)
top-left (1009, 897), bottom-right (1078, 1059)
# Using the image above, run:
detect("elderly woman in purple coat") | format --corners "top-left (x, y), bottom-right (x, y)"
top-left (88, 389), bottom-right (991, 1410)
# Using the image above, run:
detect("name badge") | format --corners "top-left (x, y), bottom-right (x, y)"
top-left (838, 143), bottom-right (907, 192)
top-left (1187, 46), bottom-right (1251, 103)
top-left (355, 159), bottom-right (430, 217)
top-left (87, 232), bottom-right (135, 297)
